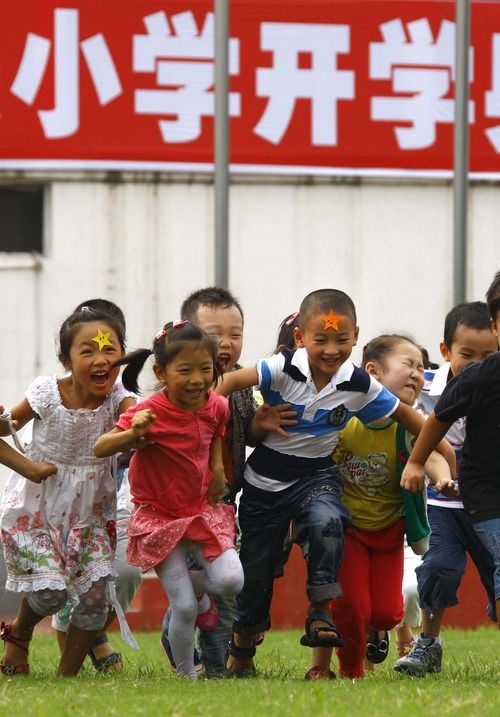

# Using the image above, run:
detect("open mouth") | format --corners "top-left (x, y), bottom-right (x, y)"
top-left (218, 354), bottom-right (231, 371)
top-left (91, 371), bottom-right (109, 387)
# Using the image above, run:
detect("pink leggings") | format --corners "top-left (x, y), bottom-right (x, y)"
top-left (331, 519), bottom-right (405, 678)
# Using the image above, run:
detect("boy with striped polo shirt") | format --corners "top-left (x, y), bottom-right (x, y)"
top-left (218, 288), bottom-right (456, 677)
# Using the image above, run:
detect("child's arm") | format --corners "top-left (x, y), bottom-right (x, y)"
top-left (207, 435), bottom-right (225, 506)
top-left (401, 412), bottom-right (454, 492)
top-left (216, 367), bottom-right (259, 397)
top-left (0, 399), bottom-right (37, 436)
top-left (423, 451), bottom-right (459, 497)
top-left (0, 438), bottom-right (56, 483)
top-left (391, 402), bottom-right (455, 486)
top-left (94, 409), bottom-right (156, 457)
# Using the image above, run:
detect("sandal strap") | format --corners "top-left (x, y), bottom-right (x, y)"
top-left (90, 633), bottom-right (109, 649)
top-left (305, 610), bottom-right (338, 633)
top-left (0, 622), bottom-right (31, 654)
top-left (227, 639), bottom-right (256, 659)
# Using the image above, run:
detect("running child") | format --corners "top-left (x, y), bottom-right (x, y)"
top-left (306, 335), bottom-right (456, 680)
top-left (94, 320), bottom-right (245, 679)
top-left (395, 300), bottom-right (498, 677)
top-left (400, 277), bottom-right (500, 649)
top-left (160, 287), bottom-right (295, 677)
top-left (0, 304), bottom-right (135, 677)
top-left (51, 298), bottom-right (142, 673)
top-left (217, 289), bottom-right (455, 676)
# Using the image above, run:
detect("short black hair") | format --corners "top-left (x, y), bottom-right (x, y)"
top-left (298, 289), bottom-right (356, 330)
top-left (486, 271), bottom-right (500, 321)
top-left (181, 287), bottom-right (244, 324)
top-left (443, 301), bottom-right (492, 348)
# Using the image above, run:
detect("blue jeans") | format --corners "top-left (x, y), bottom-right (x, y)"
top-left (234, 469), bottom-right (349, 635)
top-left (473, 518), bottom-right (500, 600)
top-left (416, 506), bottom-right (496, 619)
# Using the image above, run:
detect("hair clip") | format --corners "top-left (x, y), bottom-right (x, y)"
top-left (172, 320), bottom-right (188, 329)
top-left (155, 328), bottom-right (167, 340)
top-left (285, 311), bottom-right (299, 326)
top-left (80, 306), bottom-right (92, 313)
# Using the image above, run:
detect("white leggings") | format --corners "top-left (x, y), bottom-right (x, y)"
top-left (155, 542), bottom-right (244, 678)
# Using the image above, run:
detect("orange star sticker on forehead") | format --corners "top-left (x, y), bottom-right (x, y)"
top-left (321, 309), bottom-right (344, 331)
top-left (91, 328), bottom-right (113, 351)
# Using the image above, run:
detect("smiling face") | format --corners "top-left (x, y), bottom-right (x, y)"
top-left (154, 344), bottom-right (214, 411)
top-left (63, 321), bottom-right (122, 400)
top-left (295, 312), bottom-right (359, 389)
top-left (441, 323), bottom-right (498, 376)
top-left (367, 340), bottom-right (425, 406)
top-left (194, 304), bottom-right (244, 373)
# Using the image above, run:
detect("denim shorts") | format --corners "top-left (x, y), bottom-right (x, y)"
top-left (473, 518), bottom-right (500, 599)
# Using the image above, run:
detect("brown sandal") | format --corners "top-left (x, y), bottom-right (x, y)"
top-left (0, 622), bottom-right (31, 676)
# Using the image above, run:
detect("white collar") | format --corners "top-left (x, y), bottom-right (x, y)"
top-left (291, 348), bottom-right (354, 388)
top-left (428, 362), bottom-right (452, 396)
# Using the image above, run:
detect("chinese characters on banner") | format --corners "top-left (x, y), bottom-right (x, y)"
top-left (1, 0), bottom-right (500, 176)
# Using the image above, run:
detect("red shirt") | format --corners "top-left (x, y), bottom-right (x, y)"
top-left (116, 389), bottom-right (229, 518)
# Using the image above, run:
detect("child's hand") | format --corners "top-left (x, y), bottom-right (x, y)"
top-left (252, 403), bottom-right (298, 439)
top-left (130, 409), bottom-right (156, 448)
top-left (26, 461), bottom-right (57, 484)
top-left (434, 476), bottom-right (459, 497)
top-left (207, 468), bottom-right (225, 506)
top-left (400, 461), bottom-right (426, 492)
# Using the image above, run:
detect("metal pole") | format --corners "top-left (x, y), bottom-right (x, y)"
top-left (453, 0), bottom-right (470, 305)
top-left (214, 0), bottom-right (229, 288)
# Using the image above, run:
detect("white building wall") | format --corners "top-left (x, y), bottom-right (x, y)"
top-left (0, 173), bottom-right (499, 488)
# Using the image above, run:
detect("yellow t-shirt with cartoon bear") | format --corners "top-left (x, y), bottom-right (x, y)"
top-left (334, 417), bottom-right (404, 532)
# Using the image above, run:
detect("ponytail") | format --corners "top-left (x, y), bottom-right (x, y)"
top-left (113, 348), bottom-right (153, 394)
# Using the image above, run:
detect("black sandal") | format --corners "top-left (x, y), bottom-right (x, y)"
top-left (366, 630), bottom-right (389, 664)
top-left (88, 633), bottom-right (122, 673)
top-left (300, 611), bottom-right (344, 648)
top-left (225, 639), bottom-right (257, 678)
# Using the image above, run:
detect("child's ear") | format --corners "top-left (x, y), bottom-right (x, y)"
top-left (364, 360), bottom-right (380, 380)
top-left (153, 363), bottom-right (167, 383)
top-left (59, 353), bottom-right (71, 372)
top-left (294, 326), bottom-right (304, 348)
top-left (439, 341), bottom-right (451, 362)
top-left (353, 326), bottom-right (359, 346)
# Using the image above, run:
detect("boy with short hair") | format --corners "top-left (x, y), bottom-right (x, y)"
top-left (399, 278), bottom-right (500, 675)
top-left (394, 301), bottom-right (498, 677)
top-left (218, 288), bottom-right (455, 676)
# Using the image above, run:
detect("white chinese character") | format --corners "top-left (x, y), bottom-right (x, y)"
top-left (254, 22), bottom-right (354, 146)
top-left (485, 34), bottom-right (500, 152)
top-left (10, 8), bottom-right (122, 139)
top-left (370, 19), bottom-right (474, 149)
top-left (133, 11), bottom-right (240, 143)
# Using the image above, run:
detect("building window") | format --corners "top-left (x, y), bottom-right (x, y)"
top-left (0, 186), bottom-right (43, 253)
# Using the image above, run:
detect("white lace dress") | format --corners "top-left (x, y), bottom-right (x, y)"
top-left (0, 375), bottom-right (133, 600)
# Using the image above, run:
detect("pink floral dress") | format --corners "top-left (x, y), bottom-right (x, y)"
top-left (0, 376), bottom-right (134, 600)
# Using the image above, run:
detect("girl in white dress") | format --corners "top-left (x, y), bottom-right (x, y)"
top-left (0, 304), bottom-right (135, 676)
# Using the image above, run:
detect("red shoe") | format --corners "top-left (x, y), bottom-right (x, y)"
top-left (0, 622), bottom-right (30, 676)
top-left (305, 665), bottom-right (336, 680)
top-left (195, 595), bottom-right (219, 632)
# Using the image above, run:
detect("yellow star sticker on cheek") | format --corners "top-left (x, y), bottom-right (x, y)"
top-left (91, 328), bottom-right (113, 351)
top-left (321, 309), bottom-right (344, 331)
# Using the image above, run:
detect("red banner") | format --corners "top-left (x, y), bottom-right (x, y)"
top-left (1, 0), bottom-right (500, 176)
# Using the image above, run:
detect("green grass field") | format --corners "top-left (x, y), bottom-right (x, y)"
top-left (1, 628), bottom-right (498, 717)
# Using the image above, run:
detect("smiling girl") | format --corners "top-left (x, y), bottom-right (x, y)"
top-left (0, 304), bottom-right (135, 677)
top-left (94, 320), bottom-right (244, 679)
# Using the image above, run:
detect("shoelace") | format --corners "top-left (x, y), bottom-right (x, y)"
top-left (0, 411), bottom-right (25, 454)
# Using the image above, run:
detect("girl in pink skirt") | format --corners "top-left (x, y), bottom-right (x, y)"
top-left (94, 320), bottom-right (244, 678)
